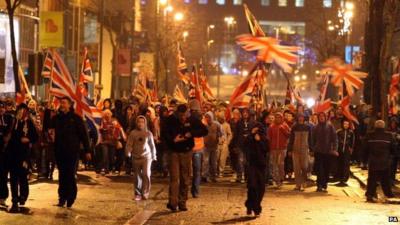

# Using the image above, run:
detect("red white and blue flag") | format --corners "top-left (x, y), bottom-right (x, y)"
top-left (45, 49), bottom-right (102, 144)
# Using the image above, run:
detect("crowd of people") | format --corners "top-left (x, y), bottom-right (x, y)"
top-left (0, 95), bottom-right (399, 216)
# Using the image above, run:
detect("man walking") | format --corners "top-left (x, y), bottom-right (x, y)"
top-left (267, 112), bottom-right (291, 188)
top-left (51, 97), bottom-right (91, 208)
top-left (165, 104), bottom-right (207, 211)
top-left (364, 120), bottom-right (396, 202)
top-left (0, 101), bottom-right (13, 207)
top-left (311, 112), bottom-right (338, 193)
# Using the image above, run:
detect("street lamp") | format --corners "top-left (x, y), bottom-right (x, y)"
top-left (183, 31), bottom-right (189, 42)
top-left (301, 74), bottom-right (307, 80)
top-left (294, 76), bottom-right (301, 82)
top-left (159, 0), bottom-right (168, 6)
top-left (174, 12), bottom-right (184, 21)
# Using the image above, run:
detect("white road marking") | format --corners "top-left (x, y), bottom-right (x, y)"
top-left (124, 210), bottom-right (155, 225)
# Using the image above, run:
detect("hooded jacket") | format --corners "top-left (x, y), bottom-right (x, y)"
top-left (204, 112), bottom-right (223, 149)
top-left (125, 116), bottom-right (157, 160)
top-left (363, 128), bottom-right (396, 171)
top-left (311, 121), bottom-right (338, 154)
top-left (267, 121), bottom-right (291, 151)
top-left (287, 122), bottom-right (312, 153)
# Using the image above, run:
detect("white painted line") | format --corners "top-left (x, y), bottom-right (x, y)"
top-left (125, 210), bottom-right (156, 225)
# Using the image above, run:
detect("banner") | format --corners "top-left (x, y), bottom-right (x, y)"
top-left (117, 49), bottom-right (131, 76)
top-left (40, 12), bottom-right (64, 48)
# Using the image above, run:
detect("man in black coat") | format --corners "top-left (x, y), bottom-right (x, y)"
top-left (164, 104), bottom-right (208, 211)
top-left (0, 101), bottom-right (14, 207)
top-left (364, 120), bottom-right (396, 202)
top-left (51, 97), bottom-right (91, 208)
top-left (244, 122), bottom-right (268, 217)
top-left (6, 103), bottom-right (38, 213)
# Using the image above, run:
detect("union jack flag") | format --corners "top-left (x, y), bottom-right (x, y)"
top-left (340, 95), bottom-right (358, 124)
top-left (78, 47), bottom-right (93, 96)
top-left (177, 43), bottom-right (191, 85)
top-left (314, 74), bottom-right (332, 114)
top-left (46, 49), bottom-right (102, 144)
top-left (198, 61), bottom-right (215, 100)
top-left (321, 57), bottom-right (367, 97)
top-left (236, 34), bottom-right (299, 73)
top-left (230, 62), bottom-right (266, 108)
top-left (41, 51), bottom-right (53, 78)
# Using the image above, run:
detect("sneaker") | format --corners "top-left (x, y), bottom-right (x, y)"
top-left (293, 187), bottom-right (301, 191)
top-left (166, 203), bottom-right (178, 212)
top-left (246, 209), bottom-right (252, 216)
top-left (100, 169), bottom-right (106, 176)
top-left (8, 204), bottom-right (19, 213)
top-left (179, 205), bottom-right (188, 211)
top-left (66, 199), bottom-right (75, 208)
top-left (55, 199), bottom-right (66, 207)
top-left (0, 199), bottom-right (7, 207)
top-left (316, 187), bottom-right (323, 192)
top-left (240, 179), bottom-right (246, 184)
top-left (134, 195), bottom-right (142, 201)
top-left (366, 197), bottom-right (377, 203)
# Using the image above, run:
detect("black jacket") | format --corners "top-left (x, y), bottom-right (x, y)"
top-left (337, 128), bottom-right (355, 153)
top-left (363, 128), bottom-right (396, 171)
top-left (244, 122), bottom-right (269, 168)
top-left (236, 119), bottom-right (257, 148)
top-left (165, 113), bottom-right (208, 153)
top-left (52, 110), bottom-right (90, 159)
top-left (0, 113), bottom-right (14, 151)
top-left (5, 118), bottom-right (38, 162)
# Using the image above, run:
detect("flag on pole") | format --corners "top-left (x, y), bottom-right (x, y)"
top-left (313, 75), bottom-right (332, 114)
top-left (198, 61), bottom-right (214, 100)
top-left (173, 85), bottom-right (188, 104)
top-left (321, 57), bottom-right (367, 97)
top-left (177, 43), bottom-right (191, 85)
top-left (41, 51), bottom-right (53, 78)
top-left (284, 81), bottom-right (293, 106)
top-left (243, 4), bottom-right (265, 37)
top-left (45, 49), bottom-right (102, 144)
top-left (78, 47), bottom-right (93, 96)
top-left (230, 62), bottom-right (266, 108)
top-left (190, 65), bottom-right (203, 103)
top-left (236, 34), bottom-right (299, 73)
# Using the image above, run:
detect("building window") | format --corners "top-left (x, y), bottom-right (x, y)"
top-left (323, 0), bottom-right (332, 7)
top-left (261, 0), bottom-right (270, 6)
top-left (233, 0), bottom-right (242, 5)
top-left (198, 0), bottom-right (207, 4)
top-left (295, 0), bottom-right (304, 7)
top-left (278, 0), bottom-right (287, 7)
top-left (216, 0), bottom-right (225, 5)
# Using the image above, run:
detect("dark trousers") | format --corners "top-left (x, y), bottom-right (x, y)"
top-left (9, 160), bottom-right (29, 204)
top-left (245, 165), bottom-right (266, 214)
top-left (57, 156), bottom-right (78, 202)
top-left (336, 150), bottom-right (351, 183)
top-left (191, 151), bottom-right (203, 196)
top-left (0, 152), bottom-right (9, 200)
top-left (391, 157), bottom-right (399, 182)
top-left (168, 151), bottom-right (191, 208)
top-left (315, 153), bottom-right (331, 189)
top-left (114, 149), bottom-right (125, 172)
top-left (366, 169), bottom-right (394, 198)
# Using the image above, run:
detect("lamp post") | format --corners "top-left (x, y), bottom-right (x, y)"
top-left (205, 24), bottom-right (214, 76)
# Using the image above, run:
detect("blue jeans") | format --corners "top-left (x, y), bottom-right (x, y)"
top-left (191, 151), bottom-right (203, 197)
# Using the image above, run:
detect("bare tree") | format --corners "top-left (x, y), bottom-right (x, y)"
top-left (5, 0), bottom-right (23, 94)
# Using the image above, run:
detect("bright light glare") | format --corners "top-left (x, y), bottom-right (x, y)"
top-left (242, 70), bottom-right (249, 76)
top-left (159, 0), bottom-right (168, 5)
top-left (294, 76), bottom-right (300, 82)
top-left (174, 12), bottom-right (184, 21)
top-left (301, 74), bottom-right (307, 80)
top-left (307, 98), bottom-right (315, 108)
top-left (344, 11), bottom-right (353, 18)
top-left (165, 5), bottom-right (173, 12)
top-left (345, 2), bottom-right (354, 10)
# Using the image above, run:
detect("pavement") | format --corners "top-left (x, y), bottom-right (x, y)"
top-left (1, 170), bottom-right (400, 225)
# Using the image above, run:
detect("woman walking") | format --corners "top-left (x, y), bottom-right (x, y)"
top-left (125, 116), bottom-right (157, 200)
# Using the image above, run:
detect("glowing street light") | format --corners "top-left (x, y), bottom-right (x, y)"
top-left (301, 74), bottom-right (307, 80)
top-left (207, 39), bottom-right (214, 46)
top-left (224, 16), bottom-right (236, 26)
top-left (159, 0), bottom-right (168, 5)
top-left (209, 24), bottom-right (215, 29)
top-left (183, 31), bottom-right (189, 41)
top-left (294, 76), bottom-right (301, 82)
top-left (174, 12), bottom-right (184, 21)
top-left (345, 2), bottom-right (354, 10)
top-left (165, 5), bottom-right (173, 13)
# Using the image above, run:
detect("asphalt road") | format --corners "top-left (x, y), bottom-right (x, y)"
top-left (0, 171), bottom-right (399, 225)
